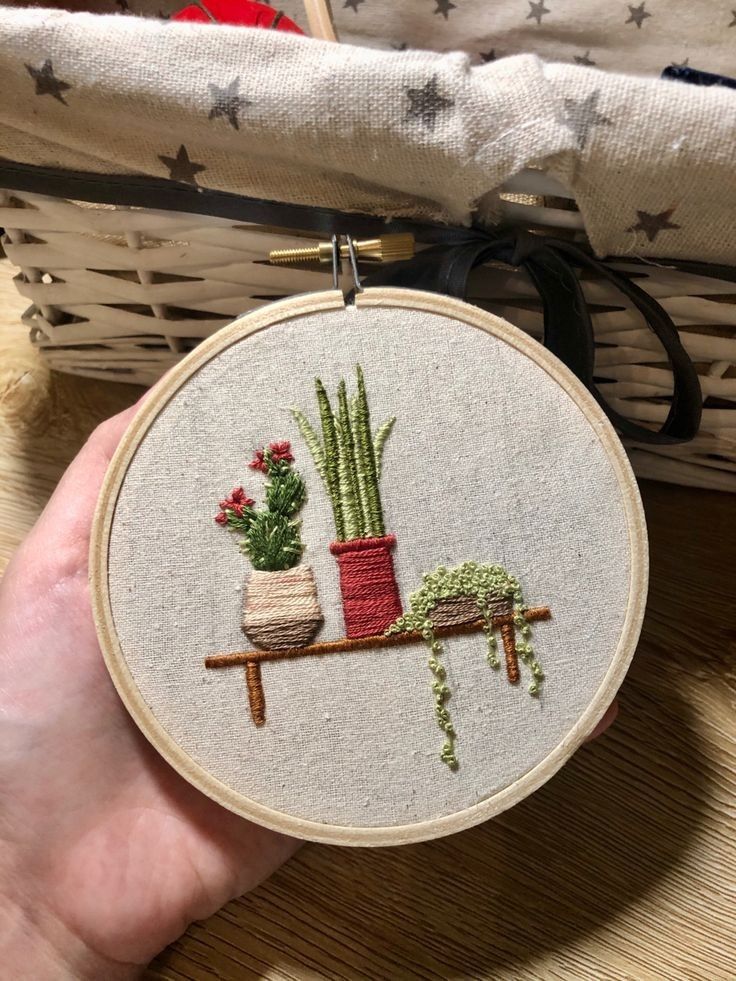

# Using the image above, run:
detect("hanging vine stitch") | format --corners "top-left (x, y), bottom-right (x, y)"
top-left (387, 562), bottom-right (546, 770)
top-left (206, 368), bottom-right (552, 767)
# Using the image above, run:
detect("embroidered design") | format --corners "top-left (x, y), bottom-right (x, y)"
top-left (216, 440), bottom-right (306, 571)
top-left (245, 662), bottom-right (266, 727)
top-left (292, 366), bottom-right (402, 638)
top-left (215, 442), bottom-right (323, 693)
top-left (387, 563), bottom-right (545, 769)
top-left (206, 377), bottom-right (552, 767)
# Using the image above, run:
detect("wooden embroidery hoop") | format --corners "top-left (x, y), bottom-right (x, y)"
top-left (90, 285), bottom-right (648, 846)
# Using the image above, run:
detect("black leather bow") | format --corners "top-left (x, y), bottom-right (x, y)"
top-left (367, 230), bottom-right (703, 445)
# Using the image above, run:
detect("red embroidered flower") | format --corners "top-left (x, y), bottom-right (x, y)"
top-left (249, 447), bottom-right (268, 473)
top-left (214, 511), bottom-right (228, 525)
top-left (218, 486), bottom-right (255, 519)
top-left (269, 440), bottom-right (294, 465)
top-left (229, 487), bottom-right (252, 506)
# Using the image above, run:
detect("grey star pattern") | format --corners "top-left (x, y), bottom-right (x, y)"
top-left (480, 49), bottom-right (497, 62)
top-left (626, 2), bottom-right (651, 28)
top-left (527, 1), bottom-right (550, 25)
top-left (627, 208), bottom-right (681, 242)
top-left (24, 59), bottom-right (72, 105)
top-left (574, 50), bottom-right (596, 67)
top-left (563, 89), bottom-right (612, 150)
top-left (434, 0), bottom-right (456, 19)
top-left (158, 144), bottom-right (206, 184)
top-left (405, 76), bottom-right (455, 130)
top-left (208, 77), bottom-right (250, 130)
top-left (343, 0), bottom-right (365, 11)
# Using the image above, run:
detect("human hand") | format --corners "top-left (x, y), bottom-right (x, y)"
top-left (0, 399), bottom-right (617, 979)
top-left (0, 402), bottom-right (299, 980)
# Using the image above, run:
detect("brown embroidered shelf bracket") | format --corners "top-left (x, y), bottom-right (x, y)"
top-left (206, 606), bottom-right (551, 725)
top-left (500, 622), bottom-right (520, 684)
top-left (245, 662), bottom-right (266, 727)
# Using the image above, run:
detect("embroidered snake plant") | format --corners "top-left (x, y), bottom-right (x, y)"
top-left (214, 441), bottom-right (307, 571)
top-left (291, 365), bottom-right (395, 541)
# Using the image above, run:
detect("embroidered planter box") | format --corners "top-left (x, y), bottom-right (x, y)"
top-left (329, 535), bottom-right (403, 639)
top-left (430, 593), bottom-right (513, 629)
top-left (241, 565), bottom-right (323, 650)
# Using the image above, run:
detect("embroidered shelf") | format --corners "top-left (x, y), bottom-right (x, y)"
top-left (206, 605), bottom-right (552, 726)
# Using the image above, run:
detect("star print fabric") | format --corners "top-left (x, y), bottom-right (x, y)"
top-left (1, 7), bottom-right (735, 264)
top-left (271, 0), bottom-right (736, 78)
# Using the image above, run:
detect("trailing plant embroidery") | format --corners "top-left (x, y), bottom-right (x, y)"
top-left (388, 562), bottom-right (546, 770)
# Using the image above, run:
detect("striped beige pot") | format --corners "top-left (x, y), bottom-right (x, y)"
top-left (242, 565), bottom-right (323, 651)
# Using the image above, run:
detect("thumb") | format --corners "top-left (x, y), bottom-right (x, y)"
top-left (18, 393), bottom-right (150, 584)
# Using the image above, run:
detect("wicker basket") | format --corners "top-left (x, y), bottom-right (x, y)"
top-left (2, 0), bottom-right (735, 491)
top-left (2, 173), bottom-right (734, 492)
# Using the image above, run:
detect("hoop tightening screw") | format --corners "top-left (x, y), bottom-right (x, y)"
top-left (269, 233), bottom-right (415, 266)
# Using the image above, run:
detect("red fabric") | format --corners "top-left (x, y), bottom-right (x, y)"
top-left (330, 535), bottom-right (404, 639)
top-left (172, 1), bottom-right (304, 32)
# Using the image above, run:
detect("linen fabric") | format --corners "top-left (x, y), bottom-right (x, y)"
top-left (273, 0), bottom-right (736, 78)
top-left (107, 304), bottom-right (636, 828)
top-left (0, 8), bottom-right (735, 263)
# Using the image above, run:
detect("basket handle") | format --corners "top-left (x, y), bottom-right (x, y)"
top-left (302, 0), bottom-right (339, 41)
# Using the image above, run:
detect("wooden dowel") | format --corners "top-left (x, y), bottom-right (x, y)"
top-left (205, 606), bottom-right (551, 668)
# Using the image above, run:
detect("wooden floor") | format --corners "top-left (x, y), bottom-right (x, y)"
top-left (1, 259), bottom-right (734, 980)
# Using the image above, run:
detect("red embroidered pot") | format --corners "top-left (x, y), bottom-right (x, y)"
top-left (329, 535), bottom-right (403, 639)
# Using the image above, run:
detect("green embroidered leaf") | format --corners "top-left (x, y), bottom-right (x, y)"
top-left (352, 365), bottom-right (384, 537)
top-left (348, 392), bottom-right (371, 535)
top-left (336, 380), bottom-right (364, 539)
top-left (215, 442), bottom-right (308, 572)
top-left (241, 510), bottom-right (304, 572)
top-left (265, 467), bottom-right (306, 518)
top-left (294, 367), bottom-right (390, 543)
top-left (290, 408), bottom-right (326, 480)
top-left (373, 416), bottom-right (395, 478)
top-left (315, 378), bottom-right (345, 541)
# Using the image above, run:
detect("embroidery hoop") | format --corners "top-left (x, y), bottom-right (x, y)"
top-left (90, 278), bottom-right (648, 847)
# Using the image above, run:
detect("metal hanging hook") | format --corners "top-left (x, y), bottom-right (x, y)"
top-left (330, 234), bottom-right (340, 292)
top-left (345, 235), bottom-right (364, 294)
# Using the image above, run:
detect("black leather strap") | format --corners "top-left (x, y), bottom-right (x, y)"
top-left (0, 158), bottom-right (703, 444)
top-left (367, 231), bottom-right (703, 445)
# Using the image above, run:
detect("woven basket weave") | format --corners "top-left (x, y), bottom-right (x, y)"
top-left (1, 175), bottom-right (734, 492)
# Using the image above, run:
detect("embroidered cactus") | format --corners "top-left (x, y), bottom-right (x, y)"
top-left (387, 561), bottom-right (545, 770)
top-left (215, 440), bottom-right (307, 571)
top-left (291, 365), bottom-right (395, 542)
